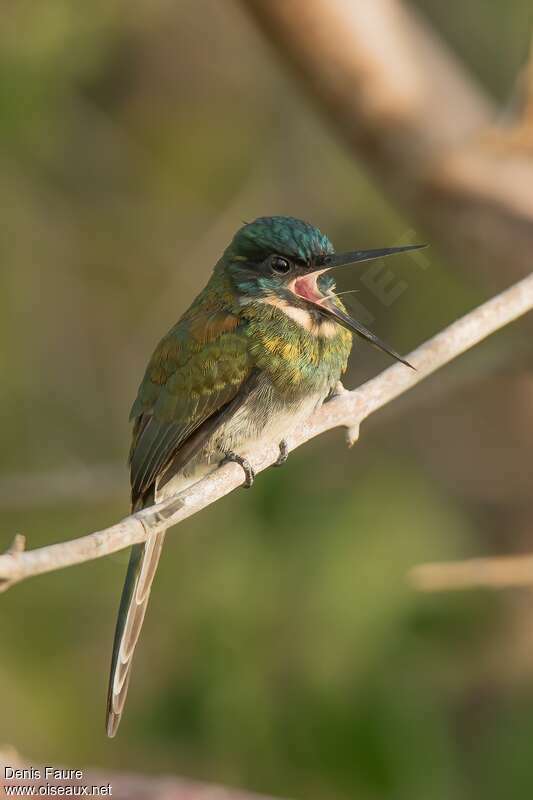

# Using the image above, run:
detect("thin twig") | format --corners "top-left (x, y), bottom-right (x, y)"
top-left (0, 272), bottom-right (531, 593)
top-left (410, 553), bottom-right (533, 592)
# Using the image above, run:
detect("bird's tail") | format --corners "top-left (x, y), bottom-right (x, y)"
top-left (106, 527), bottom-right (166, 737)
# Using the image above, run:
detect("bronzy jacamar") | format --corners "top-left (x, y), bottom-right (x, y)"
top-left (106, 215), bottom-right (423, 736)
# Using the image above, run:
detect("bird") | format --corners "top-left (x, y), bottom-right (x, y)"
top-left (106, 215), bottom-right (424, 736)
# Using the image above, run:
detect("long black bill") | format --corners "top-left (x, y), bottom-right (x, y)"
top-left (315, 242), bottom-right (426, 368)
top-left (319, 301), bottom-right (414, 369)
top-left (321, 243), bottom-right (427, 270)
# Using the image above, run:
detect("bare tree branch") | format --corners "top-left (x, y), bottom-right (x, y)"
top-left (235, 0), bottom-right (533, 601)
top-left (1, 272), bottom-right (531, 593)
top-left (241, 0), bottom-right (533, 283)
top-left (410, 553), bottom-right (533, 592)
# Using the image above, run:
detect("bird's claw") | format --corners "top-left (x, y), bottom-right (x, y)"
top-left (221, 451), bottom-right (255, 488)
top-left (274, 439), bottom-right (289, 467)
top-left (325, 381), bottom-right (347, 402)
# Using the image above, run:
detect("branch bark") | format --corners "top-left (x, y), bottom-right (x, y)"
top-left (242, 0), bottom-right (533, 283)
top-left (1, 272), bottom-right (532, 593)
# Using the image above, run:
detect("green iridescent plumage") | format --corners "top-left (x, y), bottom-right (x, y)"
top-left (106, 215), bottom-right (420, 737)
top-left (129, 305), bottom-right (251, 503)
top-left (226, 215), bottom-right (334, 263)
top-left (128, 217), bottom-right (351, 507)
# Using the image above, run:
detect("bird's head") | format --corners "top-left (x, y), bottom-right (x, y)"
top-left (223, 216), bottom-right (426, 367)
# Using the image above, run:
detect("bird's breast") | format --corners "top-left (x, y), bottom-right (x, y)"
top-left (243, 303), bottom-right (352, 397)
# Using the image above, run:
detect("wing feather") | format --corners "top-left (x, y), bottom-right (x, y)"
top-left (107, 306), bottom-right (254, 737)
top-left (129, 310), bottom-right (249, 506)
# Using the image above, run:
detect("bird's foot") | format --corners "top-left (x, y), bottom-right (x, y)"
top-left (325, 381), bottom-right (347, 402)
top-left (274, 439), bottom-right (289, 467)
top-left (221, 451), bottom-right (255, 488)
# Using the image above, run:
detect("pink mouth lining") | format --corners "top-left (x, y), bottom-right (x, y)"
top-left (292, 273), bottom-right (327, 304)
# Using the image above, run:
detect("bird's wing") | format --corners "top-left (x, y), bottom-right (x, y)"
top-left (107, 308), bottom-right (255, 737)
top-left (129, 308), bottom-right (252, 507)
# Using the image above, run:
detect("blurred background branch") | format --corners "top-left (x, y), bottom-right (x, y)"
top-left (242, 0), bottom-right (533, 283)
top-left (411, 553), bottom-right (533, 592)
top-left (0, 748), bottom-right (283, 800)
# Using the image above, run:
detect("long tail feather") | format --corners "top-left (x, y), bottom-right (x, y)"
top-left (107, 372), bottom-right (262, 736)
top-left (106, 531), bottom-right (166, 737)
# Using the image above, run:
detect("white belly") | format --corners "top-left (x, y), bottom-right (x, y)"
top-left (155, 390), bottom-right (324, 502)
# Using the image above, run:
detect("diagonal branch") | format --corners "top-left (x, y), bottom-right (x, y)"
top-left (1, 271), bottom-right (532, 593)
top-left (241, 0), bottom-right (533, 283)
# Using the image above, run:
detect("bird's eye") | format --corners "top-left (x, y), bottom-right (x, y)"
top-left (271, 255), bottom-right (291, 274)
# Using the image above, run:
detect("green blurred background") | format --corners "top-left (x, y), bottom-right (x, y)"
top-left (2, 2), bottom-right (533, 798)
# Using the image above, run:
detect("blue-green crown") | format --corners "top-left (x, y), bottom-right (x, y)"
top-left (227, 216), bottom-right (334, 263)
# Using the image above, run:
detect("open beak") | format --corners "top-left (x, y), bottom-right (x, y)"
top-left (320, 243), bottom-right (427, 270)
top-left (293, 243), bottom-right (427, 369)
top-left (316, 300), bottom-right (414, 368)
